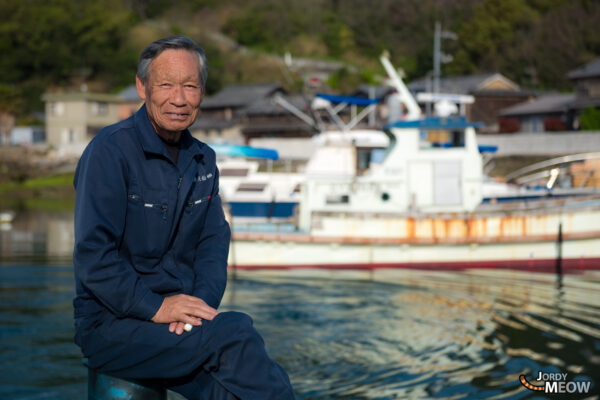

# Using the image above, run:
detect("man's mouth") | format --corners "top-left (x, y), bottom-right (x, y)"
top-left (166, 112), bottom-right (189, 119)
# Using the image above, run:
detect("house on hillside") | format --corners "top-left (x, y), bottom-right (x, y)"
top-left (568, 58), bottom-right (600, 114)
top-left (10, 126), bottom-right (45, 145)
top-left (408, 73), bottom-right (532, 131)
top-left (498, 57), bottom-right (600, 132)
top-left (42, 92), bottom-right (122, 155)
top-left (284, 54), bottom-right (347, 90)
top-left (497, 93), bottom-right (576, 132)
top-left (242, 94), bottom-right (315, 141)
top-left (193, 82), bottom-right (297, 143)
top-left (118, 85), bottom-right (143, 120)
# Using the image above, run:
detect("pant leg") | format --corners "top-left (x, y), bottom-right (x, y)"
top-left (164, 369), bottom-right (238, 400)
top-left (81, 311), bottom-right (295, 400)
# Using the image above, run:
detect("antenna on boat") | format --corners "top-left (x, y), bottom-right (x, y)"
top-left (379, 51), bottom-right (421, 121)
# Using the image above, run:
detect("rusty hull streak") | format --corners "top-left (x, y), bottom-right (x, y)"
top-left (232, 198), bottom-right (600, 245)
top-left (232, 229), bottom-right (600, 245)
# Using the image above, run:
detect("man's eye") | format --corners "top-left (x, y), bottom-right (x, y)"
top-left (185, 85), bottom-right (198, 89)
top-left (159, 83), bottom-right (171, 88)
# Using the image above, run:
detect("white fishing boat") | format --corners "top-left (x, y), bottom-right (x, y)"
top-left (226, 55), bottom-right (600, 273)
top-left (214, 129), bottom-right (389, 223)
top-left (217, 157), bottom-right (302, 223)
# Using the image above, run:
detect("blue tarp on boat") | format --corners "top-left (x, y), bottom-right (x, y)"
top-left (384, 116), bottom-right (484, 130)
top-left (209, 144), bottom-right (279, 160)
top-left (316, 93), bottom-right (381, 106)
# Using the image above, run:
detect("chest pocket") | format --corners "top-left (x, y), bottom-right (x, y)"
top-left (125, 187), bottom-right (171, 257)
top-left (180, 178), bottom-right (213, 240)
top-left (185, 194), bottom-right (211, 213)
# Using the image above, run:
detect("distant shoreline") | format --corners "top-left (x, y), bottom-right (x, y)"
top-left (0, 173), bottom-right (75, 212)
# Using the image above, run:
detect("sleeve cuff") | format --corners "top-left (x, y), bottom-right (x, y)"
top-left (128, 290), bottom-right (164, 321)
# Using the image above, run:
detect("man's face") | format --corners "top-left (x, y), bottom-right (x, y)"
top-left (136, 49), bottom-right (204, 137)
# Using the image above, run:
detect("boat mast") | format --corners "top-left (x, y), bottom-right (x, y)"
top-left (379, 53), bottom-right (421, 121)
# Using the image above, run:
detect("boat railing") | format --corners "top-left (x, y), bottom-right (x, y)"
top-left (505, 152), bottom-right (600, 183)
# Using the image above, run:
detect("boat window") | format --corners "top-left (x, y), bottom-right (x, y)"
top-left (380, 130), bottom-right (397, 163)
top-left (221, 168), bottom-right (249, 177)
top-left (326, 194), bottom-right (350, 204)
top-left (357, 148), bottom-right (372, 176)
top-left (420, 130), bottom-right (465, 149)
top-left (236, 183), bottom-right (266, 192)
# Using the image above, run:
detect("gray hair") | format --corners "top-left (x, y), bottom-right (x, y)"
top-left (137, 35), bottom-right (208, 88)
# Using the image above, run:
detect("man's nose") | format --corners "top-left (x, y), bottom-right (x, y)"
top-left (169, 85), bottom-right (186, 106)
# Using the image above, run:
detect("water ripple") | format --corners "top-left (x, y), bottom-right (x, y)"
top-left (1, 265), bottom-right (599, 399)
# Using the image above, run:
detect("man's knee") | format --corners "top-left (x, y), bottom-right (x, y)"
top-left (212, 311), bottom-right (254, 333)
top-left (206, 311), bottom-right (263, 346)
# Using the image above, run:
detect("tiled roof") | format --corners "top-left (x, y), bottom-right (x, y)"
top-left (567, 58), bottom-right (600, 80)
top-left (498, 93), bottom-right (575, 116)
top-left (118, 85), bottom-right (141, 102)
top-left (351, 85), bottom-right (395, 99)
top-left (200, 83), bottom-right (284, 109)
top-left (243, 94), bottom-right (310, 116)
top-left (41, 92), bottom-right (123, 103)
top-left (189, 118), bottom-right (237, 131)
top-left (408, 73), bottom-right (519, 94)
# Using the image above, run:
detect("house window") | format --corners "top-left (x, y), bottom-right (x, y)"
top-left (221, 168), bottom-right (249, 177)
top-left (236, 183), bottom-right (266, 192)
top-left (92, 102), bottom-right (108, 115)
top-left (588, 82), bottom-right (600, 98)
top-left (61, 128), bottom-right (76, 143)
top-left (326, 194), bottom-right (349, 204)
top-left (51, 102), bottom-right (65, 116)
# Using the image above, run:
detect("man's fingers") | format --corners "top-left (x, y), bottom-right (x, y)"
top-left (169, 319), bottom-right (202, 335)
top-left (175, 322), bottom-right (185, 335)
top-left (175, 298), bottom-right (217, 320)
top-left (181, 315), bottom-right (203, 327)
top-left (181, 305), bottom-right (217, 321)
top-left (181, 296), bottom-right (218, 318)
top-left (152, 294), bottom-right (219, 324)
top-left (170, 321), bottom-right (186, 335)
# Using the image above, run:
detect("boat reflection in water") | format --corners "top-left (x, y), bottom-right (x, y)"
top-left (229, 268), bottom-right (599, 399)
top-left (1, 209), bottom-right (599, 399)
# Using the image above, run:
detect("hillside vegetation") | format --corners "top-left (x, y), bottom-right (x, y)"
top-left (1, 0), bottom-right (599, 121)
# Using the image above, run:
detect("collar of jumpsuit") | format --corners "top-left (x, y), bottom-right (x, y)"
top-left (135, 103), bottom-right (203, 169)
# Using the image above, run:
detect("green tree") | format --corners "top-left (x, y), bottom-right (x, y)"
top-left (0, 0), bottom-right (136, 116)
top-left (449, 0), bottom-right (539, 75)
top-left (322, 12), bottom-right (355, 58)
top-left (202, 40), bottom-right (225, 95)
top-left (581, 107), bottom-right (600, 131)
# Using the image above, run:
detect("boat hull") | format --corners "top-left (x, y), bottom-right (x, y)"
top-left (229, 234), bottom-right (600, 273)
top-left (228, 202), bottom-right (600, 273)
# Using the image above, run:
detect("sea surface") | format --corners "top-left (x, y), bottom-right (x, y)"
top-left (1, 209), bottom-right (599, 399)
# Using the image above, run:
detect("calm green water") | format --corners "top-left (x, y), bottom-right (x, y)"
top-left (1, 209), bottom-right (599, 399)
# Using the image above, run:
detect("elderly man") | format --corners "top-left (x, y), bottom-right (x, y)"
top-left (72, 36), bottom-right (295, 399)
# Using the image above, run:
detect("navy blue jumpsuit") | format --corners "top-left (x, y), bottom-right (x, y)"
top-left (72, 105), bottom-right (294, 399)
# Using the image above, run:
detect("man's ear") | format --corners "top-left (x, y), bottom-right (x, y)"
top-left (135, 75), bottom-right (147, 101)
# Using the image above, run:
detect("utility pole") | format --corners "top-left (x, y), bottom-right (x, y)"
top-left (433, 21), bottom-right (441, 94)
top-left (432, 21), bottom-right (457, 94)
